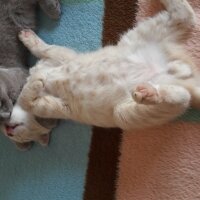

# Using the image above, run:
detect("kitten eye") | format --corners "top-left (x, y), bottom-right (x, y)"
top-left (0, 101), bottom-right (6, 111)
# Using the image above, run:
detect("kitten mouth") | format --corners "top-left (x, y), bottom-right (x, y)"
top-left (5, 124), bottom-right (22, 137)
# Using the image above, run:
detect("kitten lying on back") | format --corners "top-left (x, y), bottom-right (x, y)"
top-left (0, 0), bottom-right (61, 150)
top-left (4, 0), bottom-right (200, 145)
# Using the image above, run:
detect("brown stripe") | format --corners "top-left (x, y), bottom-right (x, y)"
top-left (84, 128), bottom-right (122, 200)
top-left (84, 1), bottom-right (138, 200)
top-left (102, 0), bottom-right (138, 46)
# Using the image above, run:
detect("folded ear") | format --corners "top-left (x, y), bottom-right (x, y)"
top-left (15, 141), bottom-right (33, 151)
top-left (35, 117), bottom-right (58, 130)
top-left (34, 117), bottom-right (58, 146)
top-left (38, 0), bottom-right (61, 20)
top-left (38, 134), bottom-right (50, 146)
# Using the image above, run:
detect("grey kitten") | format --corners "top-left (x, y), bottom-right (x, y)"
top-left (0, 0), bottom-right (60, 149)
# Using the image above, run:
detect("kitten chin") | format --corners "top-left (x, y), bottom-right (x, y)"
top-left (3, 104), bottom-right (57, 149)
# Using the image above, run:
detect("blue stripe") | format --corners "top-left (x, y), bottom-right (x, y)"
top-left (0, 1), bottom-right (104, 200)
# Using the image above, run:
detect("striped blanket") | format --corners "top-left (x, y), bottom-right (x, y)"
top-left (0, 0), bottom-right (200, 200)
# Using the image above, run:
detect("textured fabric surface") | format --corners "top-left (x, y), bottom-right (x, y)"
top-left (117, 123), bottom-right (200, 200)
top-left (1, 1), bottom-right (200, 200)
top-left (116, 1), bottom-right (200, 200)
top-left (0, 1), bottom-right (103, 200)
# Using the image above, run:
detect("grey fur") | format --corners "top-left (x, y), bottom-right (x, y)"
top-left (0, 0), bottom-right (61, 121)
top-left (0, 0), bottom-right (61, 149)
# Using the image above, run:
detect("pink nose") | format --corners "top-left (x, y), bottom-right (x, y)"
top-left (5, 124), bottom-right (19, 137)
top-left (5, 127), bottom-right (14, 137)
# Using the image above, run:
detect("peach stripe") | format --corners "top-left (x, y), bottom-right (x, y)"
top-left (116, 122), bottom-right (200, 199)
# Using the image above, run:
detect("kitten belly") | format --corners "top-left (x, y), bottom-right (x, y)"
top-left (44, 50), bottom-right (168, 127)
top-left (63, 81), bottom-right (126, 127)
top-left (50, 71), bottom-right (154, 127)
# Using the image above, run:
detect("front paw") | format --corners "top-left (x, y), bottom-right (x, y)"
top-left (30, 79), bottom-right (45, 92)
top-left (167, 60), bottom-right (192, 79)
top-left (18, 79), bottom-right (45, 111)
top-left (18, 29), bottom-right (39, 47)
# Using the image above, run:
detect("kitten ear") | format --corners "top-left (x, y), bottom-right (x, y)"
top-left (38, 0), bottom-right (61, 20)
top-left (38, 134), bottom-right (50, 146)
top-left (35, 117), bottom-right (57, 147)
top-left (35, 117), bottom-right (58, 130)
top-left (15, 142), bottom-right (33, 151)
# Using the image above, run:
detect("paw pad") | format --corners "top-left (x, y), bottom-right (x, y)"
top-left (133, 83), bottom-right (160, 104)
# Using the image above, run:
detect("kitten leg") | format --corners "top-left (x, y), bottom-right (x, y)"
top-left (167, 60), bottom-right (192, 79)
top-left (30, 95), bottom-right (70, 119)
top-left (18, 78), bottom-right (45, 112)
top-left (133, 84), bottom-right (190, 106)
top-left (190, 87), bottom-right (200, 109)
top-left (18, 80), bottom-right (70, 119)
top-left (179, 84), bottom-right (200, 109)
top-left (18, 30), bottom-right (76, 61)
top-left (38, 0), bottom-right (61, 20)
top-left (114, 83), bottom-right (191, 130)
top-left (160, 0), bottom-right (195, 26)
top-left (119, 0), bottom-right (195, 46)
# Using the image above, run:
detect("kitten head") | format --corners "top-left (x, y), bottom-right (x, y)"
top-left (1, 104), bottom-right (58, 150)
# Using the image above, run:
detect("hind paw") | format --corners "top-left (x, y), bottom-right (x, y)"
top-left (133, 83), bottom-right (161, 105)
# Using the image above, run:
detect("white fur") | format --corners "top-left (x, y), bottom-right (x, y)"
top-left (10, 104), bottom-right (28, 125)
top-left (2, 104), bottom-right (50, 143)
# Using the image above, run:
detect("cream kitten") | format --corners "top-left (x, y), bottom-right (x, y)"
top-left (4, 0), bottom-right (200, 144)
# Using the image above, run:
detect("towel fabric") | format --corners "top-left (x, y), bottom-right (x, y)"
top-left (1, 1), bottom-right (200, 200)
